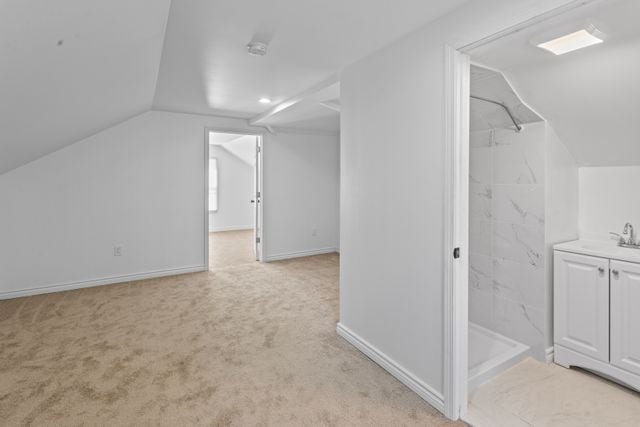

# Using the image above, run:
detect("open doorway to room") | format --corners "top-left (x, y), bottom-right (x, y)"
top-left (207, 130), bottom-right (263, 270)
top-left (446, 0), bottom-right (640, 423)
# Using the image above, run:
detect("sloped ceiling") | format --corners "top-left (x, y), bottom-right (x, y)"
top-left (470, 65), bottom-right (542, 132)
top-left (152, 0), bottom-right (468, 121)
top-left (470, 0), bottom-right (640, 167)
top-left (210, 133), bottom-right (256, 167)
top-left (0, 0), bottom-right (171, 175)
top-left (1, 0), bottom-right (469, 174)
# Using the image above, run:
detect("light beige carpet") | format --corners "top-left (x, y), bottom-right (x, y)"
top-left (209, 230), bottom-right (255, 270)
top-left (0, 241), bottom-right (459, 425)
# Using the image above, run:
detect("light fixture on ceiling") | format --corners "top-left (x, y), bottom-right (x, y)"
top-left (247, 41), bottom-right (268, 56)
top-left (536, 25), bottom-right (604, 55)
top-left (259, 98), bottom-right (272, 104)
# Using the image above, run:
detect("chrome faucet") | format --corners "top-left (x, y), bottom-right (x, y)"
top-left (610, 223), bottom-right (639, 248)
top-left (623, 222), bottom-right (636, 246)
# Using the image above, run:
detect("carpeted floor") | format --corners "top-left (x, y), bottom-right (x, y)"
top-left (0, 236), bottom-right (459, 426)
top-left (209, 230), bottom-right (255, 269)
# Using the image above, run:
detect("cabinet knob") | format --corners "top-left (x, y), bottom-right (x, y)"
top-left (598, 267), bottom-right (605, 274)
top-left (612, 269), bottom-right (620, 278)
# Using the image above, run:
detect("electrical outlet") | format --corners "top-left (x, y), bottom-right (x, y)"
top-left (114, 246), bottom-right (122, 257)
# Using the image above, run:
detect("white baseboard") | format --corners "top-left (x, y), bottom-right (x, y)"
top-left (0, 265), bottom-right (207, 300)
top-left (545, 346), bottom-right (554, 363)
top-left (209, 225), bottom-right (253, 233)
top-left (263, 247), bottom-right (338, 262)
top-left (336, 323), bottom-right (445, 413)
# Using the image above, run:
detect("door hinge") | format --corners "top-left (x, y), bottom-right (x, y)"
top-left (256, 146), bottom-right (261, 153)
top-left (453, 247), bottom-right (460, 259)
top-left (256, 237), bottom-right (261, 244)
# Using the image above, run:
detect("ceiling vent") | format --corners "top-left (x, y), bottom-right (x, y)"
top-left (246, 41), bottom-right (268, 56)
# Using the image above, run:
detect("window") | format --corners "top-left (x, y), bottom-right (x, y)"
top-left (209, 158), bottom-right (218, 212)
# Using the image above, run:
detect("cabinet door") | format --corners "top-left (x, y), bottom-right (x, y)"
top-left (610, 260), bottom-right (640, 375)
top-left (554, 251), bottom-right (609, 361)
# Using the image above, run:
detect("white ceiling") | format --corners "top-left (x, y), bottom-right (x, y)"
top-left (254, 82), bottom-right (341, 132)
top-left (0, 0), bottom-right (171, 175)
top-left (470, 65), bottom-right (542, 132)
top-left (1, 0), bottom-right (469, 174)
top-left (152, 0), bottom-right (468, 123)
top-left (470, 0), bottom-right (640, 167)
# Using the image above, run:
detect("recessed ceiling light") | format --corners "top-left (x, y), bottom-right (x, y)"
top-left (259, 98), bottom-right (272, 104)
top-left (537, 28), bottom-right (603, 55)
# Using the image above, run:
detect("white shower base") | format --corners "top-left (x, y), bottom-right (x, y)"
top-left (468, 322), bottom-right (530, 391)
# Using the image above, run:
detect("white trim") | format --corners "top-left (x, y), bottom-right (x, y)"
top-left (209, 225), bottom-right (254, 233)
top-left (336, 323), bottom-right (445, 413)
top-left (204, 129), bottom-right (210, 268)
top-left (443, 44), bottom-right (470, 421)
top-left (0, 266), bottom-right (207, 300)
top-left (546, 346), bottom-right (555, 363)
top-left (263, 247), bottom-right (338, 262)
top-left (254, 135), bottom-right (264, 262)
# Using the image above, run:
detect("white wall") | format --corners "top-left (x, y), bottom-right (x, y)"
top-left (0, 110), bottom-right (340, 297)
top-left (579, 166), bottom-right (640, 240)
top-left (263, 132), bottom-right (340, 260)
top-left (544, 125), bottom-right (579, 349)
top-left (209, 144), bottom-right (254, 232)
top-left (339, 0), bottom-right (585, 407)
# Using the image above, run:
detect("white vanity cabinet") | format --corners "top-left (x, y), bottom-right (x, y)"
top-left (553, 241), bottom-right (640, 392)
top-left (610, 260), bottom-right (640, 376)
top-left (554, 251), bottom-right (609, 362)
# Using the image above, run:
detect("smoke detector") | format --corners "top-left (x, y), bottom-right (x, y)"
top-left (247, 41), bottom-right (268, 56)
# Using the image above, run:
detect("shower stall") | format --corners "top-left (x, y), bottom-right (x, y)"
top-left (467, 64), bottom-right (571, 390)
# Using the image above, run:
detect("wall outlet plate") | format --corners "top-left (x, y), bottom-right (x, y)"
top-left (114, 246), bottom-right (123, 256)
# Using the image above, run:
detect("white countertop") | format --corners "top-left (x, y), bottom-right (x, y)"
top-left (554, 239), bottom-right (640, 264)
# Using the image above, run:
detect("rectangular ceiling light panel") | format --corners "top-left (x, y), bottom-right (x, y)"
top-left (537, 29), bottom-right (603, 55)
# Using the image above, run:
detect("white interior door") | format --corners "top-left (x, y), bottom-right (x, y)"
top-left (610, 260), bottom-right (640, 375)
top-left (554, 251), bottom-right (610, 362)
top-left (253, 136), bottom-right (262, 261)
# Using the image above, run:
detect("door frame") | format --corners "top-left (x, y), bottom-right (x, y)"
top-left (204, 127), bottom-right (265, 268)
top-left (442, 0), bottom-right (601, 420)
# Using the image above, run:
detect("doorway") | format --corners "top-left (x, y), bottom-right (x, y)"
top-left (206, 130), bottom-right (263, 270)
top-left (446, 0), bottom-right (638, 422)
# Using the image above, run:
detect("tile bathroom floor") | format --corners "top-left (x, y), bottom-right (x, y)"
top-left (465, 357), bottom-right (640, 426)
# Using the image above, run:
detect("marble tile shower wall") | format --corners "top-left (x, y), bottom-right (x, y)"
top-left (469, 122), bottom-right (547, 359)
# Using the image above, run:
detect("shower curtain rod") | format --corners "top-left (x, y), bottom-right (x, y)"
top-left (470, 95), bottom-right (522, 132)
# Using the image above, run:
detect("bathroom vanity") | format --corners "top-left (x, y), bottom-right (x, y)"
top-left (554, 240), bottom-right (640, 391)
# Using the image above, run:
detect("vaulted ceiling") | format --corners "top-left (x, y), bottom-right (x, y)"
top-left (0, 0), bottom-right (171, 175)
top-left (1, 0), bottom-right (469, 175)
top-left (470, 0), bottom-right (640, 167)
